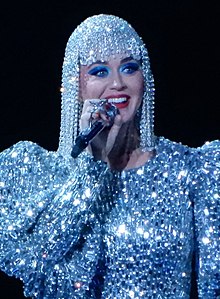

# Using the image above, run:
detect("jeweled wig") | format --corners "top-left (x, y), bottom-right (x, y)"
top-left (58, 14), bottom-right (155, 156)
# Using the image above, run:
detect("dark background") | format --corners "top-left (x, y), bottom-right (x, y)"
top-left (0, 0), bottom-right (219, 298)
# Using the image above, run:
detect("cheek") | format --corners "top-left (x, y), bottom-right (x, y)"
top-left (79, 73), bottom-right (89, 99)
top-left (80, 76), bottom-right (103, 100)
top-left (131, 74), bottom-right (144, 99)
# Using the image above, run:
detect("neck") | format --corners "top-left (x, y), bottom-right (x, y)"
top-left (89, 121), bottom-right (155, 171)
top-left (123, 148), bottom-right (155, 171)
top-left (105, 122), bottom-right (154, 170)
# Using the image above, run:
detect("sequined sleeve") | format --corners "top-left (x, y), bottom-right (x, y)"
top-left (0, 141), bottom-right (71, 230)
top-left (193, 140), bottom-right (220, 298)
top-left (0, 141), bottom-right (108, 298)
top-left (0, 141), bottom-right (71, 272)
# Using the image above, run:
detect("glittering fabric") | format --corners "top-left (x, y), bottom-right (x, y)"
top-left (0, 137), bottom-right (220, 298)
top-left (58, 14), bottom-right (155, 156)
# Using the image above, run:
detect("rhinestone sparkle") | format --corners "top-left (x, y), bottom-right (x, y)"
top-left (0, 137), bottom-right (219, 298)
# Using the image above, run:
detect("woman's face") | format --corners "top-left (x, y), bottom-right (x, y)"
top-left (79, 54), bottom-right (144, 123)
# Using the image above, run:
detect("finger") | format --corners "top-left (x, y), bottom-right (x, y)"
top-left (81, 99), bottom-right (101, 113)
top-left (80, 111), bottom-right (90, 130)
top-left (80, 99), bottom-right (101, 130)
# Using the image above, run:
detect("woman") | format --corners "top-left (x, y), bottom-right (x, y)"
top-left (0, 14), bottom-right (219, 299)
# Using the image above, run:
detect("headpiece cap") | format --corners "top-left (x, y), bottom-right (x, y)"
top-left (58, 14), bottom-right (155, 155)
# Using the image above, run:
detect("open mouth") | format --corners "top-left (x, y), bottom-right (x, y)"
top-left (107, 97), bottom-right (129, 109)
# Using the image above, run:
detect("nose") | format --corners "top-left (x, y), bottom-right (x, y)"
top-left (110, 71), bottom-right (126, 90)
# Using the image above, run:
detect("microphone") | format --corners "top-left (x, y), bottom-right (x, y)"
top-left (71, 102), bottom-right (119, 158)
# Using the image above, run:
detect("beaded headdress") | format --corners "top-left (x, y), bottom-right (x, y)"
top-left (58, 14), bottom-right (155, 156)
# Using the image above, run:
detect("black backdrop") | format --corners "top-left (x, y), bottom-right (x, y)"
top-left (0, 0), bottom-right (219, 298)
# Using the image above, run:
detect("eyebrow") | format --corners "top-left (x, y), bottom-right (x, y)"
top-left (88, 56), bottom-right (138, 67)
top-left (121, 57), bottom-right (136, 63)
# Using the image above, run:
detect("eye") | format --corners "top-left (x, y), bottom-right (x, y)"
top-left (120, 62), bottom-right (140, 74)
top-left (88, 66), bottom-right (109, 78)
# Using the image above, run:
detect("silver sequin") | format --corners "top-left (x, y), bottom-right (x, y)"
top-left (0, 137), bottom-right (220, 298)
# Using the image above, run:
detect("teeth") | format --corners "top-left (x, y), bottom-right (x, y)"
top-left (108, 97), bottom-right (127, 103)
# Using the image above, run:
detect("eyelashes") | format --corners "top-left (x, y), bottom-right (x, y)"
top-left (87, 62), bottom-right (140, 78)
top-left (120, 62), bottom-right (140, 74)
top-left (88, 66), bottom-right (109, 77)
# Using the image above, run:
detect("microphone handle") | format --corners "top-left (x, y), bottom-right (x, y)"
top-left (71, 120), bottom-right (105, 158)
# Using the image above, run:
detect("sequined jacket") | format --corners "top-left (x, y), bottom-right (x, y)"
top-left (0, 137), bottom-right (219, 299)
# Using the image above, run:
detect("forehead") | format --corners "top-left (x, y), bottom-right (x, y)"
top-left (79, 47), bottom-right (142, 65)
top-left (80, 54), bottom-right (140, 68)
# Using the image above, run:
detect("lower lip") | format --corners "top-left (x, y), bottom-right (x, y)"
top-left (114, 101), bottom-right (129, 109)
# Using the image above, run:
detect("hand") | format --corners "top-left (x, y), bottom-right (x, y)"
top-left (80, 99), bottom-right (122, 159)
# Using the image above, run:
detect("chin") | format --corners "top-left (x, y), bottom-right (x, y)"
top-left (120, 110), bottom-right (136, 123)
top-left (121, 116), bottom-right (135, 125)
